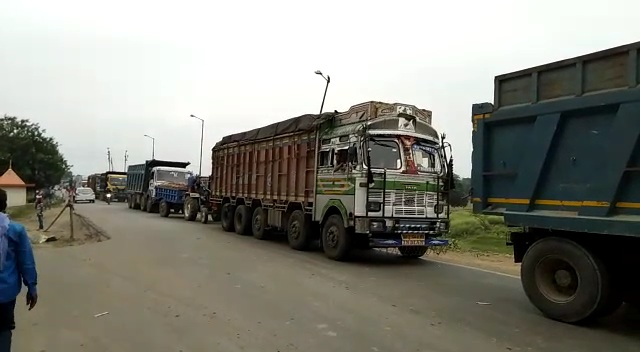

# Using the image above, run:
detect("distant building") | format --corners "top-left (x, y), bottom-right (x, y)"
top-left (0, 165), bottom-right (34, 207)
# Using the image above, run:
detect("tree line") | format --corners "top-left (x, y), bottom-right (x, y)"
top-left (0, 115), bottom-right (71, 189)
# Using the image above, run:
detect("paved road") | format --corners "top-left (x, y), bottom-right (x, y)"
top-left (14, 202), bottom-right (640, 352)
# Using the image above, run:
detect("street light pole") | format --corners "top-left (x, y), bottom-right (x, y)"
top-left (315, 70), bottom-right (331, 114)
top-left (144, 134), bottom-right (155, 159)
top-left (190, 114), bottom-right (204, 176)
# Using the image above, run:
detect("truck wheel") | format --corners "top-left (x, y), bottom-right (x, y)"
top-left (200, 208), bottom-right (209, 224)
top-left (234, 205), bottom-right (252, 235)
top-left (221, 203), bottom-right (235, 232)
top-left (252, 207), bottom-right (268, 240)
top-left (159, 200), bottom-right (170, 217)
top-left (128, 197), bottom-right (133, 209)
top-left (287, 210), bottom-right (312, 250)
top-left (132, 195), bottom-right (141, 210)
top-left (521, 237), bottom-right (617, 323)
top-left (398, 246), bottom-right (428, 259)
top-left (146, 198), bottom-right (154, 213)
top-left (140, 196), bottom-right (148, 212)
top-left (184, 198), bottom-right (198, 221)
top-left (321, 214), bottom-right (351, 260)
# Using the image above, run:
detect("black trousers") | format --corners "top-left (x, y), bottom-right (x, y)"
top-left (0, 300), bottom-right (16, 352)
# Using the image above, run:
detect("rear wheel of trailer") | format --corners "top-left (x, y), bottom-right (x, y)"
top-left (221, 203), bottom-right (235, 232)
top-left (234, 205), bottom-right (252, 236)
top-left (520, 237), bottom-right (622, 324)
top-left (251, 207), bottom-right (267, 240)
top-left (287, 210), bottom-right (312, 251)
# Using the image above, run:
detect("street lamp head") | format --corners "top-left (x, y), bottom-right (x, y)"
top-left (314, 70), bottom-right (322, 75)
top-left (190, 114), bottom-right (196, 117)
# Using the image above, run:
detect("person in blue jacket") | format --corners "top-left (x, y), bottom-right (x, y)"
top-left (0, 188), bottom-right (38, 351)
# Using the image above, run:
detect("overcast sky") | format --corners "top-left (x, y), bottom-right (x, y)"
top-left (1, 0), bottom-right (639, 178)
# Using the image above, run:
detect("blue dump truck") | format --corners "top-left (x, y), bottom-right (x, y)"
top-left (472, 41), bottom-right (640, 324)
top-left (126, 159), bottom-right (193, 217)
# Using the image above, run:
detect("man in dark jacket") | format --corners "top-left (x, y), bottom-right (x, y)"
top-left (0, 188), bottom-right (38, 351)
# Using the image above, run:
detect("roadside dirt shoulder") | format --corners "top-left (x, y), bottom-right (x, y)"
top-left (431, 251), bottom-right (520, 277)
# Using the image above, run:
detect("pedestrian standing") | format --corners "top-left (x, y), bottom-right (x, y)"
top-left (35, 199), bottom-right (44, 231)
top-left (0, 188), bottom-right (38, 352)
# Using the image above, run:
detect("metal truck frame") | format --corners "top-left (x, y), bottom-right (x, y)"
top-left (208, 101), bottom-right (452, 261)
top-left (472, 41), bottom-right (640, 324)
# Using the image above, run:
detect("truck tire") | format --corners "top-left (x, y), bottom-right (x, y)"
top-left (287, 210), bottom-right (312, 250)
top-left (521, 237), bottom-right (618, 323)
top-left (221, 203), bottom-right (235, 232)
top-left (234, 205), bottom-right (252, 236)
top-left (128, 196), bottom-right (133, 209)
top-left (140, 196), bottom-right (148, 212)
top-left (184, 198), bottom-right (198, 221)
top-left (251, 207), bottom-right (267, 240)
top-left (398, 246), bottom-right (428, 259)
top-left (200, 207), bottom-right (209, 224)
top-left (132, 195), bottom-right (141, 210)
top-left (146, 198), bottom-right (154, 213)
top-left (159, 200), bottom-right (170, 217)
top-left (321, 214), bottom-right (351, 260)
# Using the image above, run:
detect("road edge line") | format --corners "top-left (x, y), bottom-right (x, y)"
top-left (425, 257), bottom-right (520, 279)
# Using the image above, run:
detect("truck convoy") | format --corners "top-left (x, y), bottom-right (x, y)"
top-left (472, 41), bottom-right (640, 324)
top-left (126, 159), bottom-right (194, 217)
top-left (87, 171), bottom-right (128, 202)
top-left (207, 101), bottom-right (453, 260)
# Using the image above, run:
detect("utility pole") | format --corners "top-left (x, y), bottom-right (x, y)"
top-left (107, 148), bottom-right (112, 171)
top-left (190, 115), bottom-right (205, 176)
top-left (314, 70), bottom-right (331, 114)
top-left (144, 134), bottom-right (155, 159)
top-left (124, 150), bottom-right (129, 171)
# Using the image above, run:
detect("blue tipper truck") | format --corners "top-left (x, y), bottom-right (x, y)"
top-left (126, 159), bottom-right (193, 217)
top-left (471, 41), bottom-right (640, 324)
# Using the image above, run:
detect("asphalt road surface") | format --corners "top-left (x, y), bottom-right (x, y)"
top-left (14, 202), bottom-right (640, 352)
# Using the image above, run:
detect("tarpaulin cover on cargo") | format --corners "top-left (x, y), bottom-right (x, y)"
top-left (213, 112), bottom-right (335, 148)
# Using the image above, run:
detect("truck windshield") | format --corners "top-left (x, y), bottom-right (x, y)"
top-left (157, 170), bottom-right (190, 184)
top-left (366, 138), bottom-right (402, 170)
top-left (109, 177), bottom-right (127, 186)
top-left (413, 143), bottom-right (443, 174)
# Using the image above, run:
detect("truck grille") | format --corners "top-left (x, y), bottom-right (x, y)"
top-left (368, 190), bottom-right (436, 217)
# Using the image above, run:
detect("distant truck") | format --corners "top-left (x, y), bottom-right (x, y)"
top-left (126, 159), bottom-right (194, 217)
top-left (206, 101), bottom-right (453, 261)
top-left (87, 173), bottom-right (102, 194)
top-left (472, 41), bottom-right (640, 323)
top-left (100, 171), bottom-right (127, 202)
top-left (87, 172), bottom-right (127, 201)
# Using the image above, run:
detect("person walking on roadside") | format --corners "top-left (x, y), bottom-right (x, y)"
top-left (35, 198), bottom-right (44, 231)
top-left (0, 188), bottom-right (38, 352)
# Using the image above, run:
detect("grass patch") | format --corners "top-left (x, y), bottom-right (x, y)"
top-left (448, 209), bottom-right (513, 255)
top-left (7, 204), bottom-right (35, 220)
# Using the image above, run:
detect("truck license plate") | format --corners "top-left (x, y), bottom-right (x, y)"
top-left (401, 234), bottom-right (426, 246)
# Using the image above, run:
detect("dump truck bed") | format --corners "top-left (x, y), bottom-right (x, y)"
top-left (126, 159), bottom-right (191, 194)
top-left (472, 41), bottom-right (640, 237)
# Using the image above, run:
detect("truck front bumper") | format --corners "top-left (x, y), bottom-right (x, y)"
top-left (355, 218), bottom-right (449, 248)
